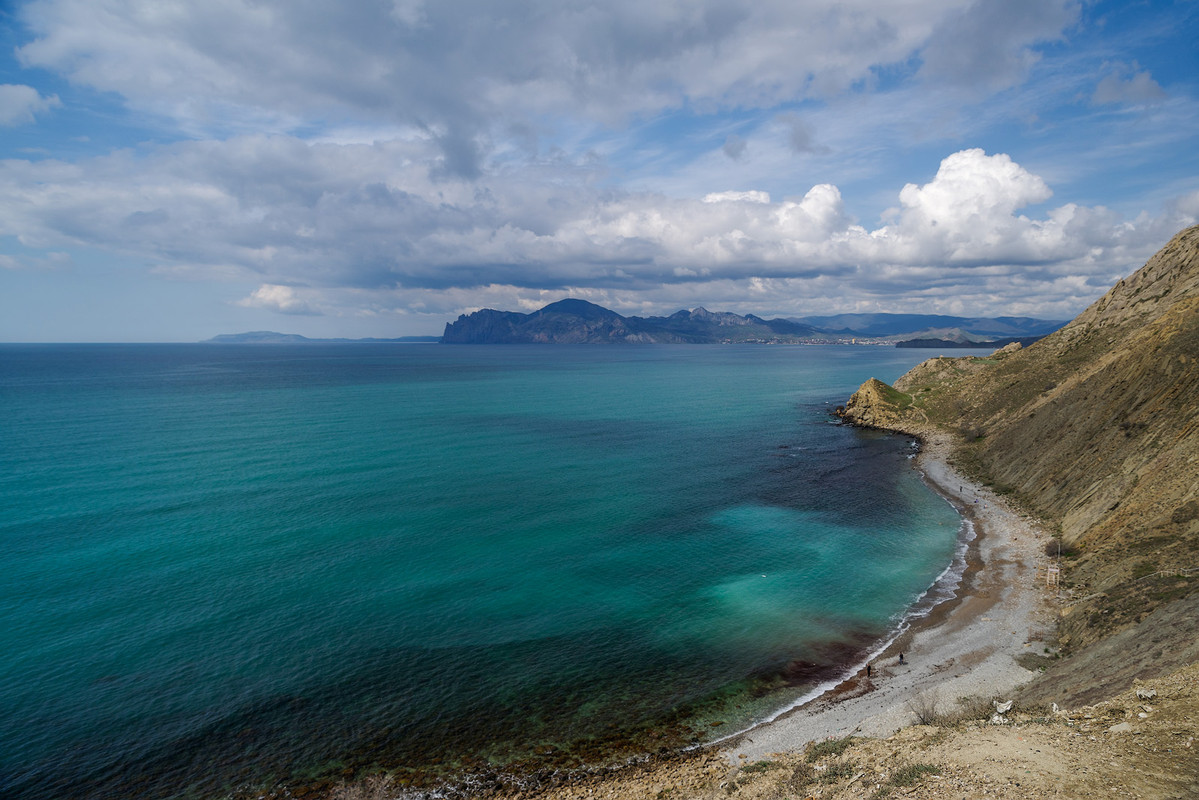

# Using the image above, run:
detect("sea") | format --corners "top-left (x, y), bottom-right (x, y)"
top-left (0, 343), bottom-right (979, 799)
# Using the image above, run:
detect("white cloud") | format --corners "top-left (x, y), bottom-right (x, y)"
top-left (0, 84), bottom-right (61, 126)
top-left (883, 148), bottom-right (1053, 259)
top-left (1172, 190), bottom-right (1199, 222)
top-left (1, 136), bottom-right (1190, 320)
top-left (703, 190), bottom-right (770, 204)
top-left (237, 284), bottom-right (322, 315)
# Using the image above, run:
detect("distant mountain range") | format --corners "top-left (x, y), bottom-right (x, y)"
top-left (205, 331), bottom-right (440, 343)
top-left (441, 299), bottom-right (826, 344)
top-left (207, 306), bottom-right (1065, 346)
top-left (789, 312), bottom-right (1065, 338)
top-left (441, 299), bottom-right (1065, 345)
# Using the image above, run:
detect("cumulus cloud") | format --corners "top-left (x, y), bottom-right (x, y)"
top-left (886, 148), bottom-right (1053, 258)
top-left (0, 84), bottom-right (61, 126)
top-left (238, 284), bottom-right (322, 315)
top-left (1, 136), bottom-right (1189, 321)
top-left (3, 0), bottom-right (1193, 341)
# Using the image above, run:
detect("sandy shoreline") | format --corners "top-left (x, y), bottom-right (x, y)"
top-left (719, 429), bottom-right (1059, 763)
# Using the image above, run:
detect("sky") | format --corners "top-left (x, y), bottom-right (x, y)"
top-left (1, 0), bottom-right (1197, 341)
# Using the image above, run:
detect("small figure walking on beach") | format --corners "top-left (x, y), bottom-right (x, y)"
top-left (898, 652), bottom-right (904, 665)
top-left (866, 664), bottom-right (872, 678)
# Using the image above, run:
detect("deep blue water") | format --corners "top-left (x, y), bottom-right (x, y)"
top-left (0, 344), bottom-right (970, 798)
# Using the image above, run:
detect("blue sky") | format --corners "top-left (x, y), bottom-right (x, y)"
top-left (1, 0), bottom-right (1197, 341)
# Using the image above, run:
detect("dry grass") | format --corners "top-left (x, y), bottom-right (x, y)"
top-left (904, 690), bottom-right (942, 724)
top-left (804, 735), bottom-right (856, 762)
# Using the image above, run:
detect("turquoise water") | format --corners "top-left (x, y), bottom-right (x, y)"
top-left (0, 344), bottom-right (966, 798)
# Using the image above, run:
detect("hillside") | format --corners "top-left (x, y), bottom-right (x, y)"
top-left (839, 225), bottom-right (1199, 700)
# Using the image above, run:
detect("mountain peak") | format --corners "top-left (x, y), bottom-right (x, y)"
top-left (1067, 225), bottom-right (1199, 334)
top-left (537, 299), bottom-right (623, 319)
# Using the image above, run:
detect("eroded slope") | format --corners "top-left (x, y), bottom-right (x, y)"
top-left (843, 225), bottom-right (1199, 675)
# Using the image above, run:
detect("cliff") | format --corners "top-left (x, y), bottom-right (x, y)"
top-left (840, 225), bottom-right (1199, 701)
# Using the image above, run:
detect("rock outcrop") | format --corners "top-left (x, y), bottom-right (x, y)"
top-left (837, 377), bottom-right (920, 432)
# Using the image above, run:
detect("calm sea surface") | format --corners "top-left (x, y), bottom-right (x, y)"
top-left (0, 344), bottom-right (973, 798)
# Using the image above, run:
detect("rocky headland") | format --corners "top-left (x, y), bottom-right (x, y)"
top-left (440, 299), bottom-right (825, 343)
top-left (440, 299), bottom-right (1061, 345)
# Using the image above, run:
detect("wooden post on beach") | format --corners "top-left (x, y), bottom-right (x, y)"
top-left (1035, 563), bottom-right (1061, 588)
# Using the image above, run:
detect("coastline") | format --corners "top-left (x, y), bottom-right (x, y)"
top-left (718, 427), bottom-right (1058, 762)
top-left (512, 425), bottom-right (1064, 800)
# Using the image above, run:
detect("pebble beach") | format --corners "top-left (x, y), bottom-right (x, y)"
top-left (723, 430), bottom-right (1059, 762)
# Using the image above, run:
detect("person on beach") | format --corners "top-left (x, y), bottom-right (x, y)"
top-left (898, 653), bottom-right (904, 665)
top-left (866, 664), bottom-right (872, 678)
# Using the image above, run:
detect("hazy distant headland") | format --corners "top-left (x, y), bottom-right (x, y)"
top-left (204, 331), bottom-right (441, 344)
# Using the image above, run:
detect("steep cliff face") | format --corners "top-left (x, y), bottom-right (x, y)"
top-left (439, 308), bottom-right (529, 343)
top-left (842, 225), bottom-right (1199, 687)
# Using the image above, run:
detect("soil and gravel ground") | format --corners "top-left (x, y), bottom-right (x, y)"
top-left (506, 661), bottom-right (1198, 800)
